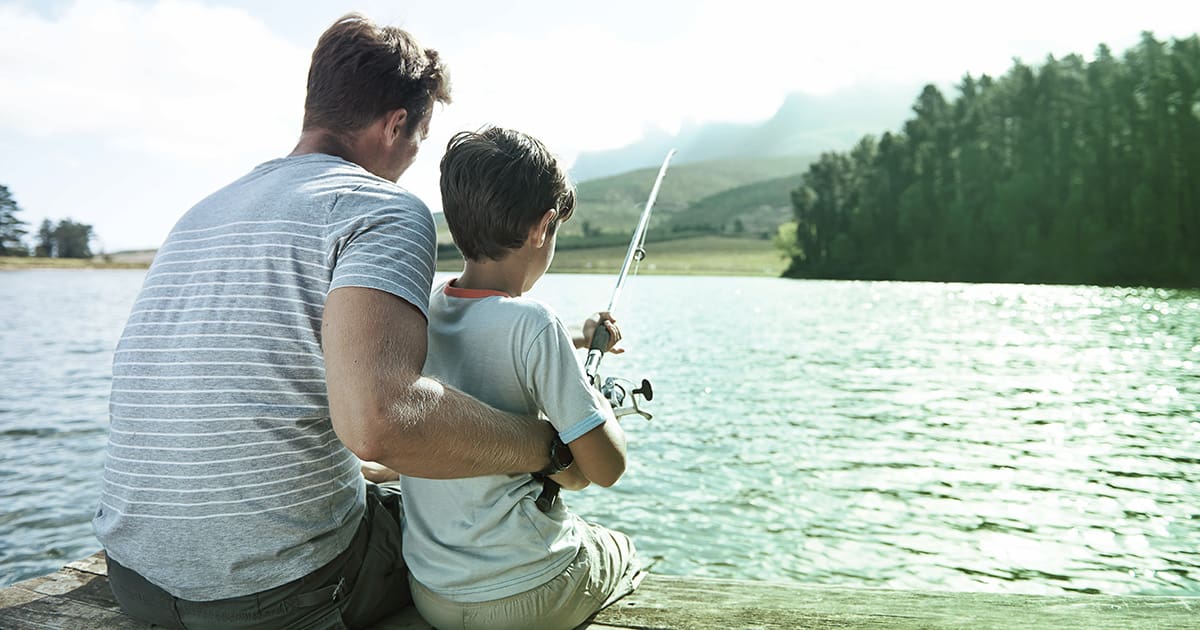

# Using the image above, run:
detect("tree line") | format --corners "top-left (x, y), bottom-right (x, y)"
top-left (779, 32), bottom-right (1200, 287)
top-left (0, 184), bottom-right (95, 258)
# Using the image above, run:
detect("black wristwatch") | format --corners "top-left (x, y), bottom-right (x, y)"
top-left (539, 436), bottom-right (574, 475)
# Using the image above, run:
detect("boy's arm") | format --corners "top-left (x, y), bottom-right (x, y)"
top-left (324, 286), bottom-right (554, 479)
top-left (567, 416), bottom-right (626, 487)
top-left (531, 316), bottom-right (628, 488)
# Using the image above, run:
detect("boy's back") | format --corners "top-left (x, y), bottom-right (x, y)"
top-left (401, 126), bottom-right (639, 630)
top-left (402, 281), bottom-right (611, 602)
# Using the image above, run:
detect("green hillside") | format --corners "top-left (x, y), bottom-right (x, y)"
top-left (435, 236), bottom-right (787, 277)
top-left (563, 155), bottom-right (812, 238)
top-left (666, 173), bottom-right (805, 236)
top-left (434, 154), bottom-right (813, 268)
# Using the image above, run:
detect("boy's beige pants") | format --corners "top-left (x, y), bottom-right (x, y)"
top-left (409, 521), bottom-right (641, 630)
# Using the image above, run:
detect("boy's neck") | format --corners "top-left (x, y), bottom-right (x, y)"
top-left (456, 257), bottom-right (532, 297)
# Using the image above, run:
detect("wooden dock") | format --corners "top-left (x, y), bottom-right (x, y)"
top-left (1, 551), bottom-right (1197, 629)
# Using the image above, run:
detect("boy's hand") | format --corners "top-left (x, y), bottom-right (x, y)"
top-left (361, 461), bottom-right (400, 483)
top-left (549, 463), bottom-right (590, 491)
top-left (579, 312), bottom-right (623, 353)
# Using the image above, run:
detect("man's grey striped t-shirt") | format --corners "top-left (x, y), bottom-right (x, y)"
top-left (93, 153), bottom-right (436, 601)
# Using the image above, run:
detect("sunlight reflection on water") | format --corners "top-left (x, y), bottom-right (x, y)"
top-left (1, 270), bottom-right (1198, 596)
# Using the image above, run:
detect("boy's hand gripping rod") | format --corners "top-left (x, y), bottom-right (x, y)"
top-left (582, 148), bottom-right (676, 421)
top-left (536, 149), bottom-right (675, 513)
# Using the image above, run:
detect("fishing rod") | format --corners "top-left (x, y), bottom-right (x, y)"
top-left (582, 148), bottom-right (676, 422)
top-left (536, 148), bottom-right (676, 512)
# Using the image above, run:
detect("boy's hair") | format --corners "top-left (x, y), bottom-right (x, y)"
top-left (440, 127), bottom-right (577, 262)
top-left (303, 13), bottom-right (451, 136)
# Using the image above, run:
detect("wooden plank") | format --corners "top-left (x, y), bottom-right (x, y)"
top-left (0, 596), bottom-right (149, 630)
top-left (592, 575), bottom-right (1200, 630)
top-left (0, 583), bottom-right (43, 609)
top-left (4, 553), bottom-right (1199, 630)
top-left (0, 553), bottom-right (149, 630)
top-left (0, 582), bottom-right (149, 630)
top-left (64, 553), bottom-right (108, 577)
top-left (5, 558), bottom-right (126, 614)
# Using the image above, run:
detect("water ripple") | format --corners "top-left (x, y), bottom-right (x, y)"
top-left (3, 271), bottom-right (1199, 598)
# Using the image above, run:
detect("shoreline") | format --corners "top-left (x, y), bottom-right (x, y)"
top-left (1, 251), bottom-right (157, 271)
top-left (0, 259), bottom-right (150, 271)
top-left (2, 237), bottom-right (791, 277)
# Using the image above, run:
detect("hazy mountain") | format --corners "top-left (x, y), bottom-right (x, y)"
top-left (570, 83), bottom-right (920, 182)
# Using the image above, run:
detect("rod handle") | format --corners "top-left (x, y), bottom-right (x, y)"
top-left (534, 475), bottom-right (560, 512)
top-left (588, 324), bottom-right (612, 353)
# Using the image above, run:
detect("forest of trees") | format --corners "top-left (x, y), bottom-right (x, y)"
top-left (0, 184), bottom-right (95, 259)
top-left (781, 33), bottom-right (1200, 287)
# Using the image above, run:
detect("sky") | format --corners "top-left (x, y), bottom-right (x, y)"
top-left (1, 0), bottom-right (1198, 252)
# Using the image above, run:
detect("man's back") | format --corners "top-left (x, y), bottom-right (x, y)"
top-left (94, 153), bottom-right (436, 601)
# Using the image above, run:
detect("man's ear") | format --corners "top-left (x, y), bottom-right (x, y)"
top-left (382, 108), bottom-right (409, 146)
top-left (530, 209), bottom-right (558, 248)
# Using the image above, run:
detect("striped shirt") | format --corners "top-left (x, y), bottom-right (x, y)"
top-left (93, 153), bottom-right (436, 601)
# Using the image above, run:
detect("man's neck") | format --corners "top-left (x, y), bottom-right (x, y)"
top-left (291, 129), bottom-right (354, 161)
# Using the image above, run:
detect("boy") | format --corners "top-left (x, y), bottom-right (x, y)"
top-left (401, 127), bottom-right (641, 629)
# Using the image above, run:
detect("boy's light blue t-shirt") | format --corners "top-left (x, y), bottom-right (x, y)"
top-left (401, 280), bottom-right (614, 602)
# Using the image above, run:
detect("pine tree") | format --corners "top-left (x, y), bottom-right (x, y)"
top-left (0, 184), bottom-right (29, 256)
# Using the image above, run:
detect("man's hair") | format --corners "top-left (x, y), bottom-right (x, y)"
top-left (303, 13), bottom-right (451, 135)
top-left (440, 127), bottom-right (577, 262)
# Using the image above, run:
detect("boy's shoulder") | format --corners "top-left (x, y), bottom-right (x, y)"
top-left (433, 282), bottom-right (555, 316)
top-left (505, 295), bottom-right (559, 323)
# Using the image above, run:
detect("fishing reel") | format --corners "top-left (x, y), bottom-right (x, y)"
top-left (597, 375), bottom-right (654, 421)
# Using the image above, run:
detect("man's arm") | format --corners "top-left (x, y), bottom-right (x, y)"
top-left (323, 286), bottom-right (553, 479)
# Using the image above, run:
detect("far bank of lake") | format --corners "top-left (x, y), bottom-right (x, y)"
top-left (1, 236), bottom-right (791, 277)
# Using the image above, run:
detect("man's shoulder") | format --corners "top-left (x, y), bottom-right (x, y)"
top-left (243, 154), bottom-right (425, 209)
top-left (287, 157), bottom-right (424, 207)
top-left (327, 181), bottom-right (431, 229)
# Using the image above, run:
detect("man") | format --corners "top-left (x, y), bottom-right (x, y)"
top-left (94, 14), bottom-right (555, 629)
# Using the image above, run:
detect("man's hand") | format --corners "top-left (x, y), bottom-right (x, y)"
top-left (576, 311), bottom-right (623, 353)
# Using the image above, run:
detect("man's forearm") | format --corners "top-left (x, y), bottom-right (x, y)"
top-left (322, 287), bottom-right (553, 480)
top-left (372, 376), bottom-right (554, 479)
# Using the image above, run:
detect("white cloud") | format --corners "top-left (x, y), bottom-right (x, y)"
top-left (0, 0), bottom-right (307, 162)
top-left (406, 0), bottom-right (1200, 190)
top-left (1, 0), bottom-right (1197, 250)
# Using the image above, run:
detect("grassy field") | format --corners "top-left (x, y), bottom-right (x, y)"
top-left (436, 236), bottom-right (789, 277)
top-left (0, 256), bottom-right (149, 270)
top-left (5, 237), bottom-right (789, 277)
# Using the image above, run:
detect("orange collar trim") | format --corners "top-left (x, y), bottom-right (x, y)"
top-left (443, 279), bottom-right (512, 299)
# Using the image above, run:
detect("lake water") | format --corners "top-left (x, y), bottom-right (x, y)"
top-left (1, 269), bottom-right (1198, 597)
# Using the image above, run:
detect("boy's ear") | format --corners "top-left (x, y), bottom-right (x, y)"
top-left (531, 208), bottom-right (558, 248)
